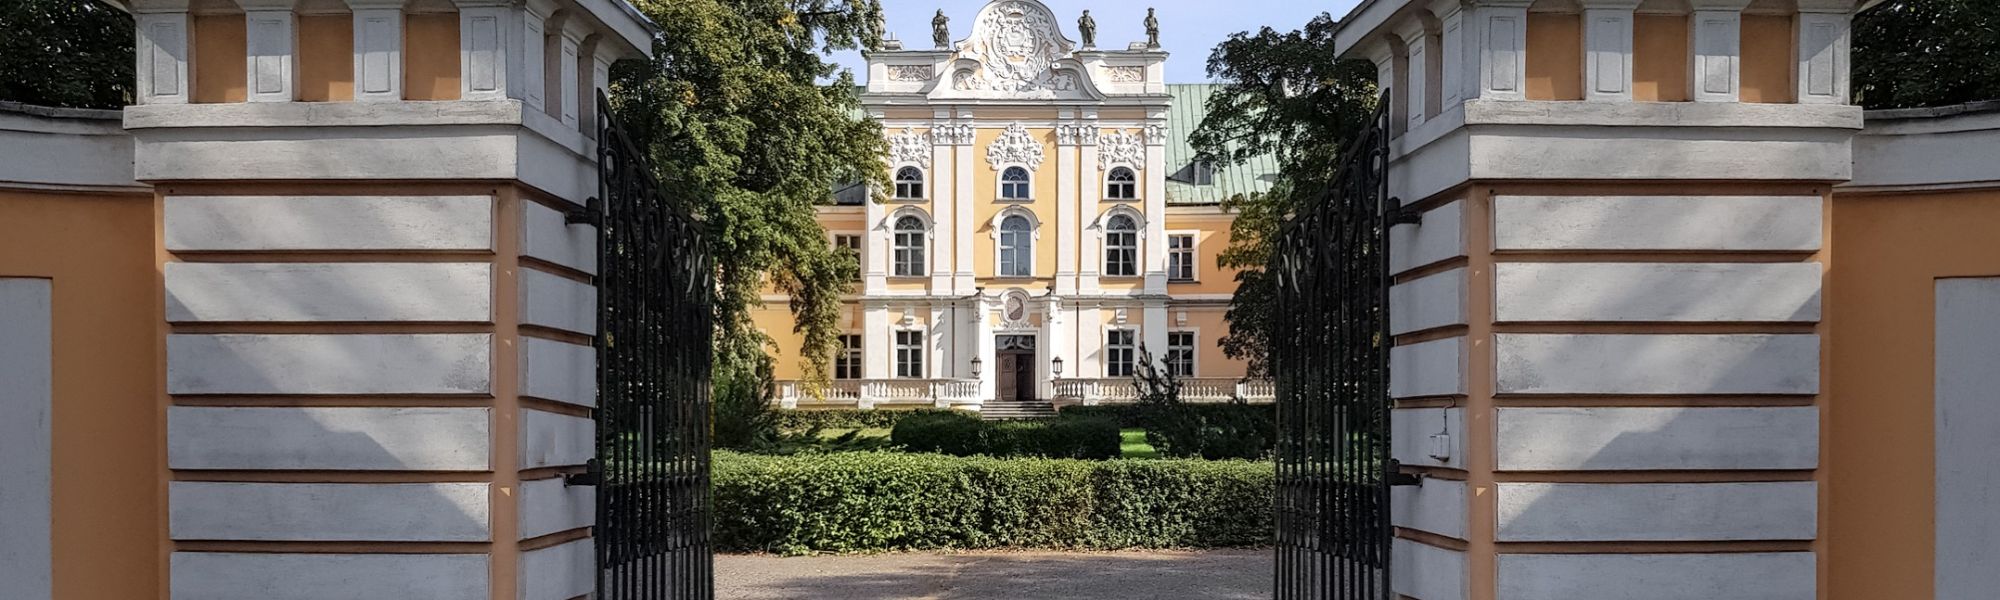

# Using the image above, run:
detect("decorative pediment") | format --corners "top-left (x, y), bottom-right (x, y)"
top-left (931, 0), bottom-right (1102, 101)
top-left (986, 123), bottom-right (1045, 170)
top-left (888, 128), bottom-right (932, 167)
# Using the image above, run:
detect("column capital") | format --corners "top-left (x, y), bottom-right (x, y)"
top-left (234, 0), bottom-right (300, 10)
top-left (1688, 0), bottom-right (1755, 10)
top-left (341, 0), bottom-right (408, 9)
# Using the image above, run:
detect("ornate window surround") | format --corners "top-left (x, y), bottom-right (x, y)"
top-left (887, 207), bottom-right (934, 278)
top-left (1104, 166), bottom-right (1139, 201)
top-left (892, 166), bottom-right (927, 201)
top-left (998, 165), bottom-right (1034, 201)
top-left (1098, 208), bottom-right (1143, 279)
top-left (990, 206), bottom-right (1042, 278)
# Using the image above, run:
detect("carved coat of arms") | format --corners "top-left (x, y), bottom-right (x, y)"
top-left (954, 1), bottom-right (1075, 94)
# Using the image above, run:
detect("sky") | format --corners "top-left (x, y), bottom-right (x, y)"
top-left (830, 0), bottom-right (1368, 84)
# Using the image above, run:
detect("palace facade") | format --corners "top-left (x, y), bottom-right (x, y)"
top-left (756, 0), bottom-right (1272, 411)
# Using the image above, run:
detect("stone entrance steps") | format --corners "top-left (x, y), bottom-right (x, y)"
top-left (981, 401), bottom-right (1057, 420)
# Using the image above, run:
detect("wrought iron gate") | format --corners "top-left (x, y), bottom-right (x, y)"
top-left (1270, 93), bottom-right (1410, 600)
top-left (577, 91), bottom-right (717, 600)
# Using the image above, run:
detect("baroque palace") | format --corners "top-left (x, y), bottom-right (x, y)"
top-left (758, 0), bottom-right (1274, 411)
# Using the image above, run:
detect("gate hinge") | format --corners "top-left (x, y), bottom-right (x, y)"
top-left (565, 196), bottom-right (604, 228)
top-left (1386, 459), bottom-right (1424, 487)
top-left (1385, 196), bottom-right (1422, 226)
top-left (564, 458), bottom-right (602, 487)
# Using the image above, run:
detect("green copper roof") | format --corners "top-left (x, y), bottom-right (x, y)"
top-left (1165, 83), bottom-right (1278, 206)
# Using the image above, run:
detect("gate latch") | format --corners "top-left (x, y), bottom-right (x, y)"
top-left (1386, 459), bottom-right (1424, 487)
top-left (565, 196), bottom-right (604, 228)
top-left (564, 458), bottom-right (602, 487)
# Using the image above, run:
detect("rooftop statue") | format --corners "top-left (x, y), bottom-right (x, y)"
top-left (1079, 10), bottom-right (1096, 49)
top-left (1144, 8), bottom-right (1159, 49)
top-left (933, 10), bottom-right (951, 49)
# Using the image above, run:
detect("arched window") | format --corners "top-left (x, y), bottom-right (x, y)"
top-left (893, 215), bottom-right (927, 277)
top-left (894, 167), bottom-right (925, 199)
top-left (1105, 214), bottom-right (1138, 277)
top-left (1106, 166), bottom-right (1137, 200)
top-left (1000, 166), bottom-right (1031, 200)
top-left (998, 214), bottom-right (1032, 277)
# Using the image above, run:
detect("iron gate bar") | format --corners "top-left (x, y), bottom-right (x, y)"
top-left (584, 89), bottom-right (717, 600)
top-left (1272, 91), bottom-right (1400, 600)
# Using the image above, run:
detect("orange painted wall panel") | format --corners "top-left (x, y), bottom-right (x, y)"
top-left (1826, 188), bottom-right (2000, 600)
top-left (0, 189), bottom-right (161, 600)
top-left (192, 15), bottom-right (247, 103)
top-left (403, 13), bottom-right (461, 101)
top-left (1632, 15), bottom-right (1690, 102)
top-left (1525, 12), bottom-right (1583, 101)
top-left (298, 15), bottom-right (354, 102)
top-left (1740, 15), bottom-right (1796, 104)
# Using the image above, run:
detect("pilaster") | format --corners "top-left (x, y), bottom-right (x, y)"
top-left (240, 0), bottom-right (300, 103)
top-left (453, 0), bottom-right (514, 102)
top-left (952, 108), bottom-right (977, 294)
top-left (1474, 1), bottom-right (1531, 102)
top-left (1141, 113), bottom-right (1169, 294)
top-left (1691, 0), bottom-right (1754, 103)
top-left (1581, 0), bottom-right (1642, 102)
top-left (133, 0), bottom-right (193, 105)
top-left (346, 0), bottom-right (407, 102)
top-left (1795, 2), bottom-right (1852, 105)
top-left (1055, 111), bottom-right (1082, 296)
top-left (1395, 19), bottom-right (1431, 129)
top-left (1141, 301), bottom-right (1168, 369)
top-left (520, 0), bottom-right (556, 111)
top-left (862, 305), bottom-right (890, 379)
top-left (1431, 0), bottom-right (1467, 109)
top-left (973, 297), bottom-right (997, 402)
top-left (1077, 111), bottom-right (1102, 295)
top-left (555, 17), bottom-right (588, 129)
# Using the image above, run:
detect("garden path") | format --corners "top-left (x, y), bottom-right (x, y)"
top-left (717, 549), bottom-right (1269, 599)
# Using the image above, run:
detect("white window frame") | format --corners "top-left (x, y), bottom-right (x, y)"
top-left (1166, 329), bottom-right (1197, 378)
top-left (1105, 166), bottom-right (1138, 201)
top-left (835, 333), bottom-right (863, 380)
top-left (893, 166), bottom-right (925, 200)
top-left (1103, 213), bottom-right (1140, 278)
top-left (890, 212), bottom-right (929, 278)
top-left (1191, 161), bottom-right (1215, 186)
top-left (894, 327), bottom-right (928, 379)
top-left (1166, 231), bottom-right (1197, 282)
top-left (1105, 328), bottom-right (1137, 378)
top-left (999, 165), bottom-right (1033, 201)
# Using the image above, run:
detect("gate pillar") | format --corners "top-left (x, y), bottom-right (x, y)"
top-left (130, 0), bottom-right (654, 598)
top-left (1333, 0), bottom-right (1864, 598)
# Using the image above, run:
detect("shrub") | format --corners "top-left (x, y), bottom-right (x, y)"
top-left (888, 410), bottom-right (989, 456)
top-left (988, 417), bottom-right (1122, 460)
top-left (773, 408), bottom-right (964, 431)
top-left (711, 451), bottom-right (1273, 554)
top-left (891, 414), bottom-right (1123, 459)
top-left (1130, 352), bottom-right (1275, 460)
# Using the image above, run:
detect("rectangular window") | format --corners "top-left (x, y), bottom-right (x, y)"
top-left (893, 229), bottom-right (925, 277)
top-left (1106, 329), bottom-right (1136, 377)
top-left (1168, 234), bottom-right (1196, 282)
top-left (1167, 331), bottom-right (1196, 378)
top-left (895, 330), bottom-right (926, 379)
top-left (835, 334), bottom-right (862, 380)
top-left (833, 234), bottom-right (862, 281)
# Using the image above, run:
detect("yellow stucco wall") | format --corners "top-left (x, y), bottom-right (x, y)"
top-left (1740, 14), bottom-right (1796, 104)
top-left (972, 126), bottom-right (1060, 282)
top-left (1166, 211), bottom-right (1242, 295)
top-left (0, 188), bottom-right (161, 600)
top-left (193, 14), bottom-right (248, 103)
top-left (1633, 14), bottom-right (1690, 102)
top-left (298, 15), bottom-right (354, 102)
top-left (403, 12), bottom-right (462, 101)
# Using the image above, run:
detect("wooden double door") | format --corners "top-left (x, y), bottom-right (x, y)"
top-left (995, 335), bottom-right (1037, 403)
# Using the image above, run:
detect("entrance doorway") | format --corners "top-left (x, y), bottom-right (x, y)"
top-left (995, 334), bottom-right (1037, 403)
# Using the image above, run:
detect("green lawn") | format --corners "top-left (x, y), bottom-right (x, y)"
top-left (1120, 428), bottom-right (1159, 459)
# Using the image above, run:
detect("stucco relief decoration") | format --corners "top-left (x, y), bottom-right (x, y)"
top-left (1056, 124), bottom-right (1097, 146)
top-left (888, 128), bottom-right (932, 167)
top-left (888, 65), bottom-right (934, 82)
top-left (1144, 123), bottom-right (1167, 146)
top-left (987, 122), bottom-right (1046, 170)
top-left (1098, 129), bottom-right (1144, 170)
top-left (1106, 66), bottom-right (1144, 83)
top-left (952, 1), bottom-right (1078, 94)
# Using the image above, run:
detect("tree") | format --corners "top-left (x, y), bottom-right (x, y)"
top-left (1188, 13), bottom-right (1377, 376)
top-left (0, 0), bottom-right (134, 109)
top-left (1853, 0), bottom-right (2000, 109)
top-left (612, 0), bottom-right (886, 399)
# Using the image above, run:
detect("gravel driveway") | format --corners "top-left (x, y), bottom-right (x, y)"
top-left (717, 549), bottom-right (1271, 599)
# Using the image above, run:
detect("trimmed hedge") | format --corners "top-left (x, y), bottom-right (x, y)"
top-left (891, 412), bottom-right (1122, 459)
top-left (1061, 403), bottom-right (1276, 459)
top-left (773, 408), bottom-right (963, 431)
top-left (712, 451), bottom-right (1273, 554)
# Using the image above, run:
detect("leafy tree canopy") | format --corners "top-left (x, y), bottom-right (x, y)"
top-left (612, 0), bottom-right (885, 394)
top-left (0, 0), bottom-right (133, 109)
top-left (1854, 0), bottom-right (2000, 109)
top-left (1188, 13), bottom-right (1376, 376)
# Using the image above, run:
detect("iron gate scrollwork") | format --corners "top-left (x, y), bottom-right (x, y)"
top-left (576, 90), bottom-right (717, 600)
top-left (1271, 92), bottom-right (1413, 600)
